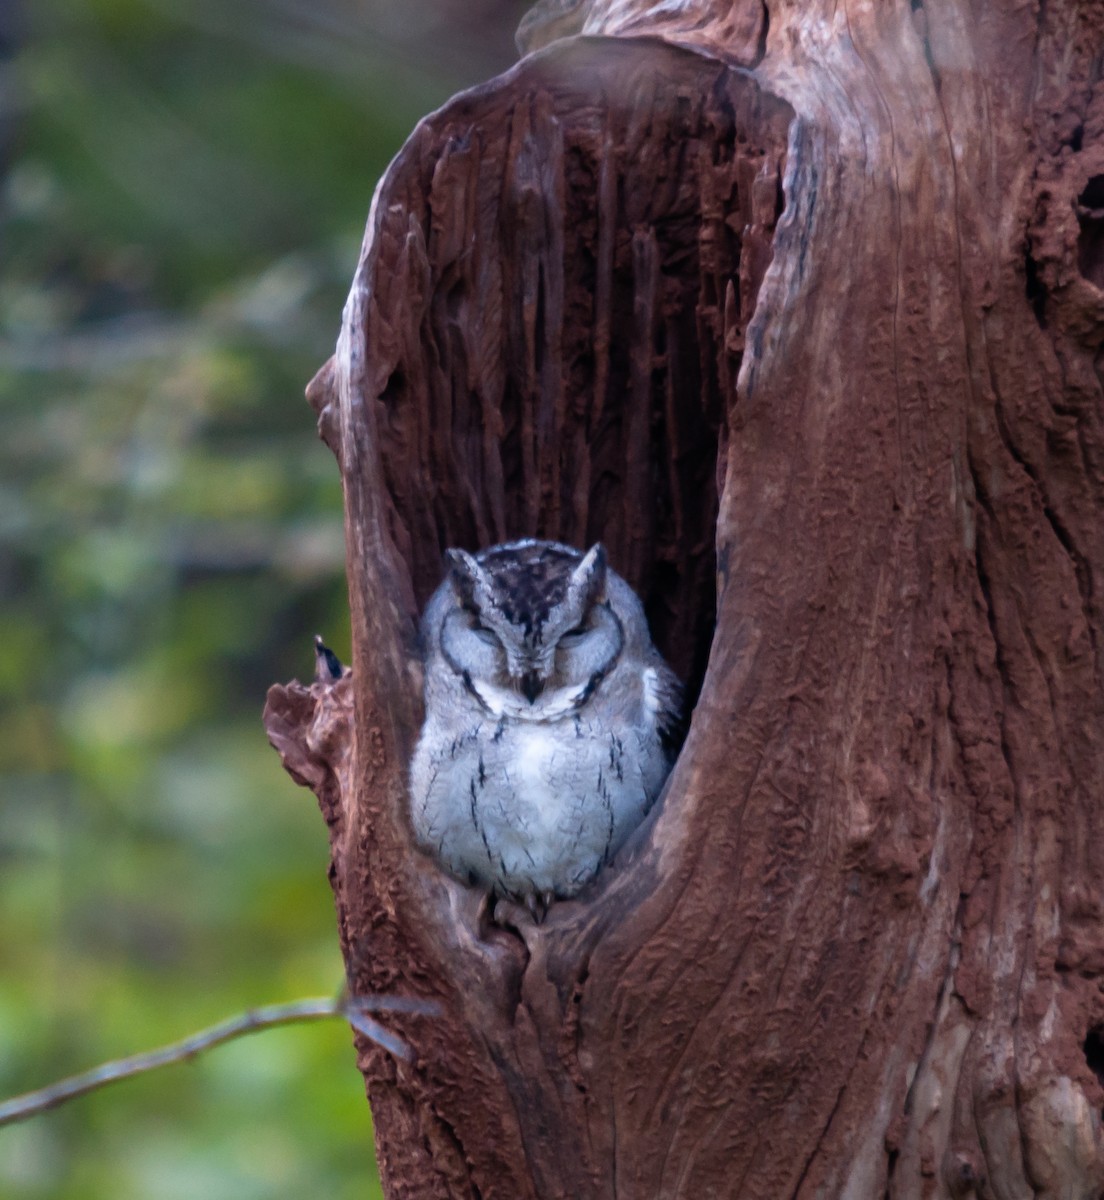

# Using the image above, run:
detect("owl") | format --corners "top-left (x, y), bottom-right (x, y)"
top-left (409, 538), bottom-right (683, 912)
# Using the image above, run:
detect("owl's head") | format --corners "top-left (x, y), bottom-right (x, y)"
top-left (435, 539), bottom-right (624, 719)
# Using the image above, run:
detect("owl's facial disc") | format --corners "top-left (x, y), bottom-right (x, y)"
top-left (439, 541), bottom-right (623, 719)
top-left (554, 602), bottom-right (622, 684)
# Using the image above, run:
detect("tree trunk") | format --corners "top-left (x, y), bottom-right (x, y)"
top-left (264, 0), bottom-right (1104, 1195)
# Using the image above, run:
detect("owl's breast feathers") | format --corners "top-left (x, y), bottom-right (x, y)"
top-left (411, 701), bottom-right (668, 899)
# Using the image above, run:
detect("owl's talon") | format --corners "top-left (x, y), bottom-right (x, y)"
top-left (491, 894), bottom-right (531, 932)
top-left (474, 890), bottom-right (494, 936)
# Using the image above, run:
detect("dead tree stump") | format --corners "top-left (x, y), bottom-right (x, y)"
top-left (266, 1), bottom-right (1104, 1195)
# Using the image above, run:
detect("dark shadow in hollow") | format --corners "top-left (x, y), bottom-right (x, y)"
top-left (361, 40), bottom-right (792, 709)
top-left (1077, 175), bottom-right (1104, 290)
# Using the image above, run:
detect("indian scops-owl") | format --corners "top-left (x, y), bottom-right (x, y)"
top-left (409, 539), bottom-right (683, 908)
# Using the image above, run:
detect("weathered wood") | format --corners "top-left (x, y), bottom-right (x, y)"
top-left (267, 2), bottom-right (1104, 1196)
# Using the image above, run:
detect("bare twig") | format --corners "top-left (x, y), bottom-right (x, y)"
top-left (0, 993), bottom-right (438, 1129)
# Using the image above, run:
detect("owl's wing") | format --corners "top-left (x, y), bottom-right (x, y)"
top-left (651, 662), bottom-right (687, 754)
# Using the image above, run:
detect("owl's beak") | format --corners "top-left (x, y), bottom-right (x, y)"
top-left (520, 671), bottom-right (544, 704)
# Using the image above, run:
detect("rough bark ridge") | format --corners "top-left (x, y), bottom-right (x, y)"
top-left (265, 1), bottom-right (1104, 1196)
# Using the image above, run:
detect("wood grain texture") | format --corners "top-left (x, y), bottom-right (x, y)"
top-left (267, 4), bottom-right (1104, 1196)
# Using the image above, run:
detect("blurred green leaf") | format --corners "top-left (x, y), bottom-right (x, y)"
top-left (0, 0), bottom-right (533, 1193)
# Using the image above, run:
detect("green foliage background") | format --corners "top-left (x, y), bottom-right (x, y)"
top-left (0, 1), bottom-right (524, 1195)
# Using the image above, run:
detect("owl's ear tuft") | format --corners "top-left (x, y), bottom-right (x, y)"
top-left (571, 543), bottom-right (608, 607)
top-left (445, 548), bottom-right (485, 606)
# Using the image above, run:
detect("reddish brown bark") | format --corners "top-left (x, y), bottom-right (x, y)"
top-left (266, 1), bottom-right (1104, 1196)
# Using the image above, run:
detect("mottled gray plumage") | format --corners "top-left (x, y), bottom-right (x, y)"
top-left (409, 539), bottom-right (683, 905)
